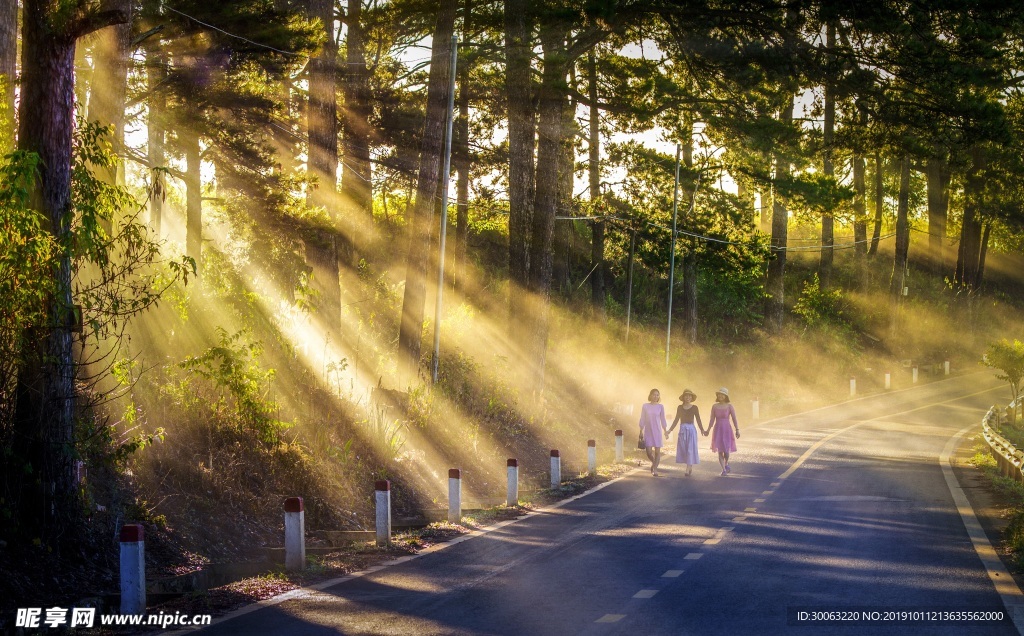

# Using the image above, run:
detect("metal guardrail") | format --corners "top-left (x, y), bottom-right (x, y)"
top-left (982, 404), bottom-right (1024, 482)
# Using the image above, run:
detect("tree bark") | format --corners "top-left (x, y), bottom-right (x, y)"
top-left (852, 153), bottom-right (867, 255)
top-left (764, 96), bottom-right (794, 334)
top-left (340, 0), bottom-right (372, 266)
top-left (397, 0), bottom-right (457, 385)
top-left (587, 50), bottom-right (605, 319)
top-left (957, 149), bottom-right (985, 291)
top-left (0, 0), bottom-right (16, 150)
top-left (818, 22), bottom-right (835, 289)
top-left (306, 0), bottom-right (341, 336)
top-left (680, 115), bottom-right (697, 344)
top-left (146, 37), bottom-right (166, 235)
top-left (925, 156), bottom-right (950, 274)
top-left (87, 11), bottom-right (132, 186)
top-left (526, 20), bottom-right (566, 392)
top-left (505, 0), bottom-right (535, 333)
top-left (453, 0), bottom-right (471, 293)
top-left (552, 81), bottom-right (574, 297)
top-left (889, 155), bottom-right (910, 336)
top-left (15, 0), bottom-right (129, 541)
top-left (184, 128), bottom-right (203, 283)
top-left (852, 152), bottom-right (867, 287)
top-left (868, 152), bottom-right (884, 257)
top-left (977, 221), bottom-right (991, 290)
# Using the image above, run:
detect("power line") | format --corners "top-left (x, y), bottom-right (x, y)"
top-left (162, 7), bottom-right (433, 66)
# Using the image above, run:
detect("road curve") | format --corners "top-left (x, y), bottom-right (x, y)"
top-left (193, 372), bottom-right (1021, 635)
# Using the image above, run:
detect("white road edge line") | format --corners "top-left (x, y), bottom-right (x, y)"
top-left (167, 467), bottom-right (641, 633)
top-left (942, 423), bottom-right (1024, 635)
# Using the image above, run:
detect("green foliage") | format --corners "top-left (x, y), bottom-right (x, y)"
top-left (983, 339), bottom-right (1024, 405)
top-left (0, 152), bottom-right (50, 424)
top-left (793, 274), bottom-right (849, 331)
top-left (178, 328), bottom-right (290, 446)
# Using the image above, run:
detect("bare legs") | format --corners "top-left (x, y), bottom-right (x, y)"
top-left (647, 447), bottom-right (662, 475)
top-left (718, 451), bottom-right (730, 475)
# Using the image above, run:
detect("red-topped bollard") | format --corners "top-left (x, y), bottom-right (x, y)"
top-left (550, 450), bottom-right (561, 488)
top-left (284, 497), bottom-right (305, 571)
top-left (506, 459), bottom-right (519, 507)
top-left (119, 524), bottom-right (146, 615)
top-left (615, 430), bottom-right (623, 463)
top-left (375, 481), bottom-right (391, 546)
top-left (448, 469), bottom-right (462, 523)
top-left (587, 440), bottom-right (597, 476)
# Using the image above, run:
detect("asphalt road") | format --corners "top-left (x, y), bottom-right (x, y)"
top-left (196, 372), bottom-right (1021, 635)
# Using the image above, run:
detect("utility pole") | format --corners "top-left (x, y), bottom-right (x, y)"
top-left (665, 143), bottom-right (681, 367)
top-left (431, 35), bottom-right (459, 384)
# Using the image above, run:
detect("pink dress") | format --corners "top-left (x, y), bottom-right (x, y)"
top-left (709, 403), bottom-right (738, 453)
top-left (639, 403), bottom-right (667, 448)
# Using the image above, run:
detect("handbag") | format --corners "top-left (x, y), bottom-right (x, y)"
top-left (637, 431), bottom-right (646, 450)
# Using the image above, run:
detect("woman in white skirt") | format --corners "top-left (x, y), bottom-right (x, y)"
top-left (667, 389), bottom-right (704, 476)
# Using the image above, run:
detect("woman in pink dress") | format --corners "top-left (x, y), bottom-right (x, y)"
top-left (639, 388), bottom-right (669, 476)
top-left (708, 387), bottom-right (740, 476)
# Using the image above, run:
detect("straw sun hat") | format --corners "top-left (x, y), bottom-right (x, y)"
top-left (679, 389), bottom-right (697, 401)
top-left (715, 387), bottom-right (730, 402)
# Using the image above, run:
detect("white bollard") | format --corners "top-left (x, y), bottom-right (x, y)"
top-left (506, 459), bottom-right (519, 507)
top-left (284, 497), bottom-right (305, 572)
top-left (119, 524), bottom-right (146, 615)
top-left (448, 469), bottom-right (462, 523)
top-left (884, 371), bottom-right (891, 390)
top-left (550, 450), bottom-right (561, 488)
top-left (375, 480), bottom-right (391, 546)
top-left (614, 430), bottom-right (623, 463)
top-left (752, 397), bottom-right (760, 421)
top-left (850, 377), bottom-right (856, 397)
top-left (587, 440), bottom-right (597, 476)
top-left (944, 360), bottom-right (950, 375)
top-left (912, 366), bottom-right (918, 384)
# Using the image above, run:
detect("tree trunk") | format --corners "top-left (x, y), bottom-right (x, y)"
top-left (868, 152), bottom-right (884, 257)
top-left (852, 152), bottom-right (867, 287)
top-left (889, 155), bottom-right (910, 336)
top-left (15, 0), bottom-right (129, 542)
top-left (397, 0), bottom-right (457, 385)
top-left (146, 43), bottom-right (166, 235)
top-left (680, 115), bottom-right (697, 344)
top-left (87, 14), bottom-right (131, 186)
top-left (818, 22), bottom-right (835, 289)
top-left (505, 0), bottom-right (535, 333)
top-left (957, 147), bottom-right (985, 290)
top-left (0, 0), bottom-right (16, 150)
top-left (526, 21), bottom-right (566, 392)
top-left (764, 96), bottom-right (794, 334)
top-left (306, 0), bottom-right (341, 336)
top-left (925, 156), bottom-right (950, 273)
top-left (552, 83), bottom-right (574, 296)
top-left (184, 129), bottom-right (203, 283)
top-left (759, 188), bottom-right (771, 232)
top-left (977, 221), bottom-right (992, 290)
top-left (852, 153), bottom-right (867, 255)
top-left (340, 0), bottom-right (372, 266)
top-left (587, 50), bottom-right (605, 319)
top-left (453, 0), bottom-right (471, 293)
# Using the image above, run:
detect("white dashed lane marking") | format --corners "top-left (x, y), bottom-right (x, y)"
top-left (662, 570), bottom-right (683, 578)
top-left (633, 589), bottom-right (658, 599)
top-left (595, 614), bottom-right (625, 623)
